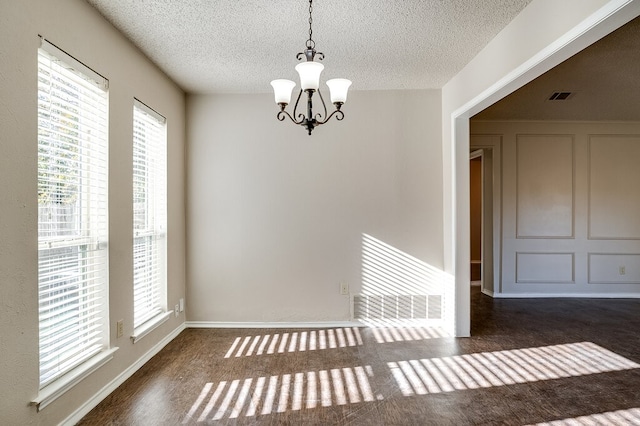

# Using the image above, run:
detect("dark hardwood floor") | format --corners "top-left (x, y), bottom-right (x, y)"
top-left (79, 288), bottom-right (640, 425)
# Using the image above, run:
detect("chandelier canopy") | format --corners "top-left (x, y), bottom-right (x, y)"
top-left (270, 0), bottom-right (352, 135)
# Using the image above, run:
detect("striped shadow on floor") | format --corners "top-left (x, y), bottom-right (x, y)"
top-left (388, 341), bottom-right (640, 396)
top-left (183, 365), bottom-right (380, 423)
top-left (527, 407), bottom-right (640, 425)
top-left (223, 328), bottom-right (364, 358)
top-left (186, 341), bottom-right (639, 422)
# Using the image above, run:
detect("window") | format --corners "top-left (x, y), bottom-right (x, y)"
top-left (37, 39), bottom-right (109, 388)
top-left (132, 100), bottom-right (167, 332)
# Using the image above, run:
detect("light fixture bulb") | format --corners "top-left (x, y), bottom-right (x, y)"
top-left (270, 79), bottom-right (296, 105)
top-left (295, 61), bottom-right (324, 91)
top-left (326, 79), bottom-right (352, 104)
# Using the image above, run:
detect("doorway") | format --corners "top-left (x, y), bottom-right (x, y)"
top-left (469, 148), bottom-right (496, 296)
top-left (469, 151), bottom-right (483, 288)
top-left (446, 1), bottom-right (639, 337)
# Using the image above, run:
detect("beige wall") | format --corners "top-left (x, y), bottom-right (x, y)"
top-left (186, 90), bottom-right (443, 323)
top-left (1, 0), bottom-right (639, 422)
top-left (472, 120), bottom-right (640, 296)
top-left (0, 1), bottom-right (186, 423)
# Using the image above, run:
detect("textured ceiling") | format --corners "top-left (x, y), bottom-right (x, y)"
top-left (474, 15), bottom-right (640, 121)
top-left (85, 0), bottom-right (532, 94)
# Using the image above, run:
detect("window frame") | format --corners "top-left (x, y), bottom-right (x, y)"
top-left (34, 37), bottom-right (115, 411)
top-left (131, 98), bottom-right (169, 342)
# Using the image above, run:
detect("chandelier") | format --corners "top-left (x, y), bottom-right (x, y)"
top-left (270, 0), bottom-right (352, 135)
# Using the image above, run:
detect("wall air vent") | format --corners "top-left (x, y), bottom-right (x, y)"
top-left (548, 91), bottom-right (573, 101)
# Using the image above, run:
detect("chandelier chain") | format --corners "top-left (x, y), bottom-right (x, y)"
top-left (306, 0), bottom-right (314, 49)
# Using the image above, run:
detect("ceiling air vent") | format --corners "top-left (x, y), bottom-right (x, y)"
top-left (548, 91), bottom-right (573, 101)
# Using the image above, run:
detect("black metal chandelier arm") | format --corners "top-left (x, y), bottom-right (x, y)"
top-left (276, 89), bottom-right (304, 125)
top-left (315, 107), bottom-right (344, 125)
top-left (291, 89), bottom-right (307, 123)
top-left (314, 88), bottom-right (329, 122)
top-left (276, 109), bottom-right (304, 125)
top-left (296, 51), bottom-right (324, 61)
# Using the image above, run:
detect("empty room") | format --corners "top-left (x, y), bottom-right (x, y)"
top-left (1, 0), bottom-right (640, 424)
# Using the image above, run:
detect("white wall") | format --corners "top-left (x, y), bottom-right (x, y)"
top-left (442, 0), bottom-right (640, 336)
top-left (473, 121), bottom-right (640, 296)
top-left (0, 1), bottom-right (186, 423)
top-left (186, 90), bottom-right (443, 323)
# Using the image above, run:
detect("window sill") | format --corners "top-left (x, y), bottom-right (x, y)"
top-left (32, 347), bottom-right (119, 411)
top-left (131, 311), bottom-right (172, 344)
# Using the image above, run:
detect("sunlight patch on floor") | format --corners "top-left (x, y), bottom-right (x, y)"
top-left (223, 328), bottom-right (364, 358)
top-left (183, 365), bottom-right (380, 422)
top-left (366, 324), bottom-right (449, 343)
top-left (528, 407), bottom-right (640, 425)
top-left (389, 342), bottom-right (640, 396)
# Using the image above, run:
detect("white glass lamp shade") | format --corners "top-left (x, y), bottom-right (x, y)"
top-left (270, 79), bottom-right (296, 104)
top-left (326, 78), bottom-right (352, 104)
top-left (295, 61), bottom-right (324, 90)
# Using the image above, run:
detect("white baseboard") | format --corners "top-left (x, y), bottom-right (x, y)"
top-left (481, 288), bottom-right (495, 297)
top-left (185, 321), bottom-right (363, 329)
top-left (61, 323), bottom-right (186, 426)
top-left (490, 292), bottom-right (640, 299)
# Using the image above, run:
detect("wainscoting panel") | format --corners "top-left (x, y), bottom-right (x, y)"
top-left (589, 135), bottom-right (640, 239)
top-left (471, 120), bottom-right (640, 297)
top-left (516, 135), bottom-right (574, 238)
top-left (516, 252), bottom-right (574, 284)
top-left (589, 253), bottom-right (640, 284)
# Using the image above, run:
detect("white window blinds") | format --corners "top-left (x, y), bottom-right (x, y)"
top-left (133, 100), bottom-right (167, 329)
top-left (37, 39), bottom-right (109, 388)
